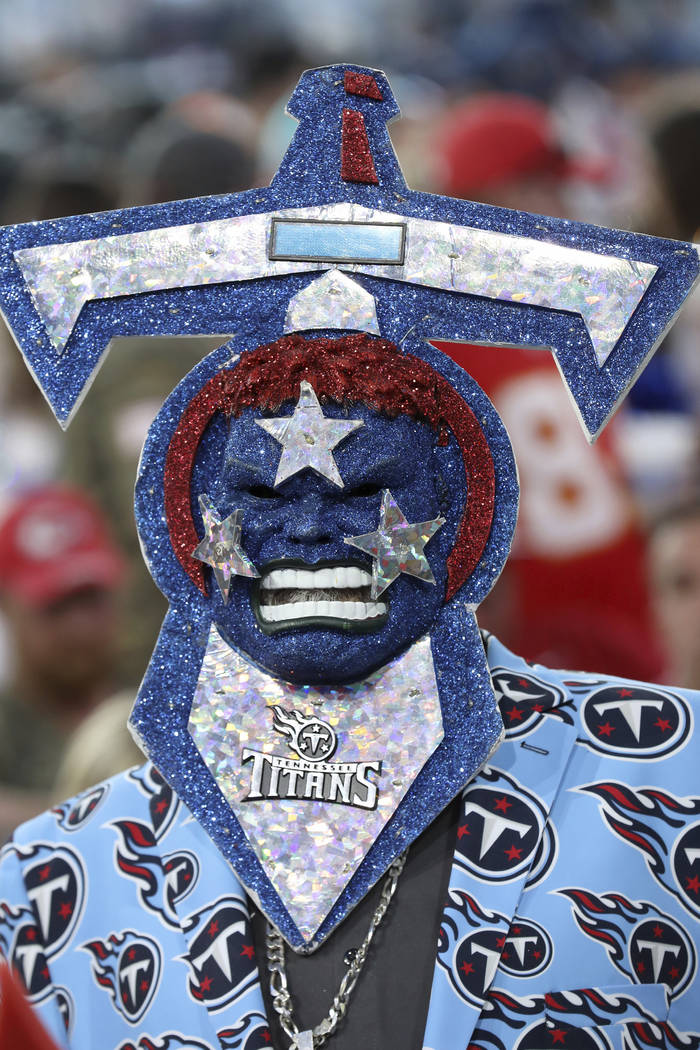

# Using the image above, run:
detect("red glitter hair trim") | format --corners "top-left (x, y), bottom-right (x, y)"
top-left (223, 333), bottom-right (455, 431)
top-left (163, 334), bottom-right (495, 601)
top-left (163, 372), bottom-right (226, 595)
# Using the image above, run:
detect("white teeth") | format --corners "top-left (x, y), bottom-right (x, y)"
top-left (261, 565), bottom-right (373, 591)
top-left (262, 568), bottom-right (293, 589)
top-left (259, 599), bottom-right (387, 623)
top-left (257, 564), bottom-right (383, 625)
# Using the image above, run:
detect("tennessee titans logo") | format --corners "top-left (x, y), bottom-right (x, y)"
top-left (516, 1019), bottom-right (611, 1050)
top-left (118, 1036), bottom-right (216, 1050)
top-left (559, 888), bottom-right (695, 998)
top-left (0, 900), bottom-right (51, 1000)
top-left (499, 918), bottom-right (553, 978)
top-left (582, 781), bottom-right (700, 921)
top-left (580, 685), bottom-right (691, 760)
top-left (491, 669), bottom-right (573, 739)
top-left (112, 819), bottom-right (199, 927)
top-left (456, 767), bottom-right (555, 884)
top-left (129, 764), bottom-right (180, 839)
top-left (52, 783), bottom-right (109, 831)
top-left (437, 888), bottom-right (510, 1006)
top-left (671, 821), bottom-right (700, 919)
top-left (21, 843), bottom-right (86, 957)
top-left (218, 1012), bottom-right (274, 1048)
top-left (181, 895), bottom-right (258, 1011)
top-left (629, 917), bottom-right (693, 994)
top-left (82, 930), bottom-right (161, 1023)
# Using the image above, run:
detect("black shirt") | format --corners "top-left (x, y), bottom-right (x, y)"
top-left (251, 798), bottom-right (459, 1050)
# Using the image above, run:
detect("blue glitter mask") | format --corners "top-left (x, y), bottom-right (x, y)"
top-left (0, 64), bottom-right (697, 951)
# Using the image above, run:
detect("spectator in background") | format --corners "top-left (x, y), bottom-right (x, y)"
top-left (52, 689), bottom-right (143, 800)
top-left (433, 91), bottom-right (600, 217)
top-left (117, 92), bottom-right (257, 207)
top-left (648, 496), bottom-right (700, 690)
top-left (430, 92), bottom-right (663, 682)
top-left (60, 91), bottom-right (260, 685)
top-left (0, 485), bottom-right (125, 836)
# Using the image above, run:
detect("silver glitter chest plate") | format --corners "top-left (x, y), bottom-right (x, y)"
top-left (188, 626), bottom-right (444, 941)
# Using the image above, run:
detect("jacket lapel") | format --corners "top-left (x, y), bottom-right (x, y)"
top-left (423, 641), bottom-right (579, 1050)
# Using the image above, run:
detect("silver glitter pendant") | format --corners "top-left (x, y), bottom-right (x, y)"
top-left (291, 1033), bottom-right (314, 1050)
top-left (188, 625), bottom-right (444, 943)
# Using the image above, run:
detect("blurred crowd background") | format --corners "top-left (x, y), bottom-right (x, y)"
top-left (1, 0), bottom-right (700, 833)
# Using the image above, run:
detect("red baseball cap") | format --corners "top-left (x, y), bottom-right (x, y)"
top-left (435, 93), bottom-right (606, 198)
top-left (0, 485), bottom-right (125, 607)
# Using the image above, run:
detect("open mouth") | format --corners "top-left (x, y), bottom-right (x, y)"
top-left (254, 561), bottom-right (388, 632)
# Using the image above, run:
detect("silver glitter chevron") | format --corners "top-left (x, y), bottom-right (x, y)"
top-left (13, 202), bottom-right (656, 368)
top-left (284, 269), bottom-right (380, 334)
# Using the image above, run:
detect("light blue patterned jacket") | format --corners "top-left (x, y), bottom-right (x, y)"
top-left (1, 635), bottom-right (699, 1050)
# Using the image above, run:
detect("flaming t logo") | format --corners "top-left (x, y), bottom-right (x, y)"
top-left (271, 705), bottom-right (337, 762)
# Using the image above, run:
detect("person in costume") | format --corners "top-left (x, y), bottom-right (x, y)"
top-left (0, 64), bottom-right (700, 1050)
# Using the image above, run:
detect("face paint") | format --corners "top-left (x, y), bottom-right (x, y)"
top-left (207, 402), bottom-right (462, 685)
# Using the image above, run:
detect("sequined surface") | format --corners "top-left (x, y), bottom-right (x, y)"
top-left (133, 333), bottom-right (514, 947)
top-left (188, 625), bottom-right (444, 941)
top-left (255, 380), bottom-right (364, 488)
top-left (13, 201), bottom-right (656, 367)
top-left (345, 489), bottom-right (445, 597)
top-left (1, 62), bottom-right (696, 440)
top-left (284, 270), bottom-right (380, 334)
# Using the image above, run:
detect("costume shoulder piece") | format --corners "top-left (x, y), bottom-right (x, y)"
top-left (0, 64), bottom-right (697, 951)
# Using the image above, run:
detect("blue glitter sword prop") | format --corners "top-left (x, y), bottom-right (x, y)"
top-left (0, 63), bottom-right (696, 436)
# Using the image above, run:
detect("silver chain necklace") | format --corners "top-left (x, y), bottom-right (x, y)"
top-left (265, 850), bottom-right (408, 1050)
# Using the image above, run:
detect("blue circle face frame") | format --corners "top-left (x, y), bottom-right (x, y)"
top-left (135, 331), bottom-right (518, 680)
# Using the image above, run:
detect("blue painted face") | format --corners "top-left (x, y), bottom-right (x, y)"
top-left (207, 401), bottom-right (465, 684)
